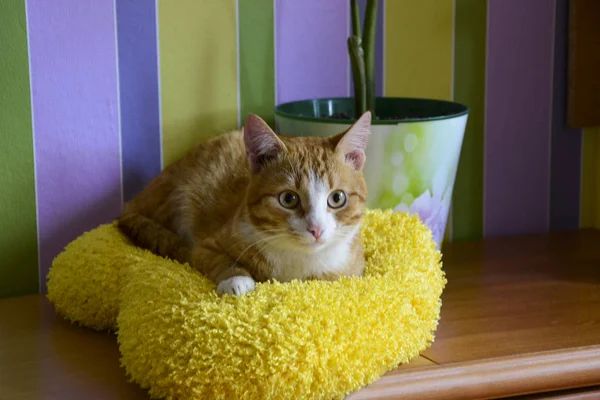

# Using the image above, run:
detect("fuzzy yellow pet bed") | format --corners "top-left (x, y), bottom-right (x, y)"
top-left (46, 209), bottom-right (445, 400)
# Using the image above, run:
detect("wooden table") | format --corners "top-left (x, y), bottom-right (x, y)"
top-left (1, 229), bottom-right (600, 399)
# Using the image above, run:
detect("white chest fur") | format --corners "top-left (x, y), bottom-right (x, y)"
top-left (265, 241), bottom-right (351, 282)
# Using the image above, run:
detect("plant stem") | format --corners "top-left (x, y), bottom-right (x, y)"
top-left (351, 0), bottom-right (361, 37)
top-left (348, 35), bottom-right (366, 116)
top-left (363, 0), bottom-right (378, 113)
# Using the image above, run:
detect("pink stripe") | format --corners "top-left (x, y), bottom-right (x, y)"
top-left (484, 0), bottom-right (555, 237)
top-left (275, 0), bottom-right (350, 104)
top-left (27, 0), bottom-right (122, 289)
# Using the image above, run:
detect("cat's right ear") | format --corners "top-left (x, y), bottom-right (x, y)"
top-left (331, 111), bottom-right (372, 170)
top-left (243, 114), bottom-right (286, 174)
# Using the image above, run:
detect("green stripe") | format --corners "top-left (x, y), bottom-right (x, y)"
top-left (0, 1), bottom-right (39, 297)
top-left (452, 0), bottom-right (487, 241)
top-left (238, 0), bottom-right (275, 127)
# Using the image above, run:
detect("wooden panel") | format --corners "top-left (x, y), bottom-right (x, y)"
top-left (348, 347), bottom-right (600, 400)
top-left (423, 229), bottom-right (600, 364)
top-left (4, 229), bottom-right (600, 399)
top-left (0, 296), bottom-right (147, 400)
top-left (0, 294), bottom-right (433, 400)
top-left (568, 0), bottom-right (600, 127)
top-left (388, 355), bottom-right (436, 372)
top-left (510, 386), bottom-right (600, 399)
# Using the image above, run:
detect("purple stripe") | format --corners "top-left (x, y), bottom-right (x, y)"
top-left (275, 0), bottom-right (350, 104)
top-left (116, 0), bottom-right (161, 202)
top-left (349, 0), bottom-right (385, 97)
top-left (550, 0), bottom-right (582, 231)
top-left (484, 0), bottom-right (555, 237)
top-left (27, 0), bottom-right (121, 289)
top-left (373, 0), bottom-right (384, 96)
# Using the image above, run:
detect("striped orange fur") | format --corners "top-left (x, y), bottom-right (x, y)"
top-left (118, 112), bottom-right (372, 295)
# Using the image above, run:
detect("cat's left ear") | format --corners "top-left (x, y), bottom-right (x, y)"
top-left (332, 111), bottom-right (371, 170)
top-left (243, 114), bottom-right (286, 174)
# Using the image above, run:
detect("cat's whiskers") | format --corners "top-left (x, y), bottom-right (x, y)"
top-left (247, 235), bottom-right (287, 267)
top-left (229, 233), bottom-right (288, 270)
top-left (119, 112), bottom-right (369, 295)
top-left (224, 228), bottom-right (287, 252)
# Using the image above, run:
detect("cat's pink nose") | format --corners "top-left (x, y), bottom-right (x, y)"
top-left (308, 227), bottom-right (323, 240)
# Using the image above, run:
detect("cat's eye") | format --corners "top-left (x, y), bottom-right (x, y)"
top-left (278, 190), bottom-right (300, 209)
top-left (327, 190), bottom-right (347, 209)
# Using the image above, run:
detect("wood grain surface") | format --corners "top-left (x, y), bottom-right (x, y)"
top-left (0, 295), bottom-right (432, 399)
top-left (349, 228), bottom-right (600, 399)
top-left (510, 385), bottom-right (600, 399)
top-left (0, 295), bottom-right (147, 400)
top-left (1, 228), bottom-right (600, 399)
top-left (349, 346), bottom-right (600, 400)
top-left (423, 228), bottom-right (600, 365)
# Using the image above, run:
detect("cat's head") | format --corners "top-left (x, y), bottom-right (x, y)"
top-left (242, 112), bottom-right (371, 252)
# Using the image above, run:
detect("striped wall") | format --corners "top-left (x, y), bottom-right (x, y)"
top-left (0, 0), bottom-right (598, 298)
top-left (484, 0), bottom-right (555, 237)
top-left (0, 0), bottom-right (38, 298)
top-left (581, 128), bottom-right (600, 229)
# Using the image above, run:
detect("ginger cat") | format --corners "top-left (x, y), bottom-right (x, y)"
top-left (118, 112), bottom-right (372, 296)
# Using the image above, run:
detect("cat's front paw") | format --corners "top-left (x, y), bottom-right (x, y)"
top-left (217, 276), bottom-right (256, 296)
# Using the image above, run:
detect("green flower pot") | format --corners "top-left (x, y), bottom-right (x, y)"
top-left (274, 97), bottom-right (469, 249)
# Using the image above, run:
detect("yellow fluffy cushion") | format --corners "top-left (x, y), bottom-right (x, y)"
top-left (46, 209), bottom-right (445, 400)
